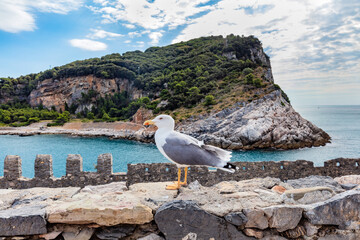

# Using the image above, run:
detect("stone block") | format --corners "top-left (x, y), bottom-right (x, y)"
top-left (97, 153), bottom-right (113, 175)
top-left (0, 205), bottom-right (47, 236)
top-left (66, 154), bottom-right (83, 175)
top-left (154, 200), bottom-right (251, 240)
top-left (35, 154), bottom-right (53, 179)
top-left (4, 155), bottom-right (22, 180)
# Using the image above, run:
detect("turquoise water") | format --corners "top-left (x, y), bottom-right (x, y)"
top-left (0, 105), bottom-right (359, 178)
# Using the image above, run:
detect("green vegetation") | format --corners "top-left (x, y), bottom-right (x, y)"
top-left (0, 102), bottom-right (59, 126)
top-left (0, 34), bottom-right (277, 123)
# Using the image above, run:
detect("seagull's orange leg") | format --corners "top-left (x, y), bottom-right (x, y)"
top-left (166, 168), bottom-right (181, 190)
top-left (180, 167), bottom-right (188, 186)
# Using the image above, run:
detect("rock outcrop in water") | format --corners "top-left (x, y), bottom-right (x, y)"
top-left (0, 175), bottom-right (359, 239)
top-left (178, 90), bottom-right (330, 150)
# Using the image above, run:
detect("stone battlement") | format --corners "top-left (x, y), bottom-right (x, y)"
top-left (0, 154), bottom-right (359, 189)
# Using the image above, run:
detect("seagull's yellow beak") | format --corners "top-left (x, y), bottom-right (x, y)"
top-left (143, 120), bottom-right (155, 126)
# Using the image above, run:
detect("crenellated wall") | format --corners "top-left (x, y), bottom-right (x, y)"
top-left (0, 154), bottom-right (359, 189)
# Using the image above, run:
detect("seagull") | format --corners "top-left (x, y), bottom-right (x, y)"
top-left (144, 114), bottom-right (237, 190)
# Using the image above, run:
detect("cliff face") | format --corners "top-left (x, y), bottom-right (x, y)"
top-left (29, 75), bottom-right (143, 111)
top-left (178, 90), bottom-right (330, 150)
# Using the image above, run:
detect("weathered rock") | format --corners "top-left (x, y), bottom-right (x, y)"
top-left (129, 182), bottom-right (178, 211)
top-left (47, 183), bottom-right (153, 226)
top-left (283, 186), bottom-right (335, 204)
top-left (95, 225), bottom-right (136, 240)
top-left (243, 228), bottom-right (263, 239)
top-left (138, 233), bottom-right (165, 240)
top-left (287, 176), bottom-right (343, 193)
top-left (263, 206), bottom-right (303, 232)
top-left (341, 184), bottom-right (358, 190)
top-left (155, 200), bottom-right (251, 240)
top-left (177, 178), bottom-right (289, 216)
top-left (253, 189), bottom-right (282, 204)
top-left (304, 221), bottom-right (320, 236)
top-left (281, 225), bottom-right (306, 239)
top-left (224, 212), bottom-right (248, 227)
top-left (178, 90), bottom-right (330, 150)
top-left (39, 231), bottom-right (62, 240)
top-left (304, 189), bottom-right (360, 228)
top-left (62, 228), bottom-right (94, 240)
top-left (318, 231), bottom-right (360, 240)
top-left (243, 209), bottom-right (268, 230)
top-left (0, 205), bottom-right (47, 236)
top-left (271, 185), bottom-right (286, 194)
top-left (335, 175), bottom-right (360, 185)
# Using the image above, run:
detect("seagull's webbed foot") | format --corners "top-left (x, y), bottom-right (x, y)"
top-left (166, 183), bottom-right (181, 190)
top-left (166, 168), bottom-right (182, 190)
top-left (166, 167), bottom-right (188, 190)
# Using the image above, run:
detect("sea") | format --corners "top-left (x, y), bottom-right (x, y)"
top-left (0, 105), bottom-right (359, 178)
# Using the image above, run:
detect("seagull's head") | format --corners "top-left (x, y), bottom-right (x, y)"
top-left (144, 114), bottom-right (175, 130)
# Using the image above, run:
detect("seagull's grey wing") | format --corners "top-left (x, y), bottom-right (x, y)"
top-left (162, 132), bottom-right (227, 167)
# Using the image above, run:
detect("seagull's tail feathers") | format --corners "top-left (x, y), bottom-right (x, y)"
top-left (202, 144), bottom-right (232, 162)
top-left (219, 162), bottom-right (239, 173)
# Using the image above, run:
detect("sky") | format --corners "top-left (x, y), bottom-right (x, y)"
top-left (0, 0), bottom-right (359, 106)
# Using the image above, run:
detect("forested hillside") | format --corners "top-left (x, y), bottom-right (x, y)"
top-left (0, 34), bottom-right (287, 126)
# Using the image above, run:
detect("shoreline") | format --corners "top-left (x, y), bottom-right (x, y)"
top-left (0, 121), bottom-right (156, 143)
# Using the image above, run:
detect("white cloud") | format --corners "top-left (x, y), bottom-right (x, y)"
top-left (170, 0), bottom-right (360, 103)
top-left (122, 23), bottom-right (136, 29)
top-left (86, 28), bottom-right (124, 39)
top-left (89, 0), bottom-right (213, 30)
top-left (149, 31), bottom-right (163, 45)
top-left (0, 0), bottom-right (83, 33)
top-left (0, 1), bottom-right (35, 33)
top-left (69, 39), bottom-right (107, 51)
top-left (124, 40), bottom-right (131, 43)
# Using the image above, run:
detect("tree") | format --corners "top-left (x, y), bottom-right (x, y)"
top-left (204, 95), bottom-right (216, 106)
top-left (245, 73), bottom-right (254, 84)
top-left (254, 78), bottom-right (262, 88)
top-left (242, 67), bottom-right (253, 75)
top-left (102, 112), bottom-right (110, 121)
top-left (87, 112), bottom-right (95, 119)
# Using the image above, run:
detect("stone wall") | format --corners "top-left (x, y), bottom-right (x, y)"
top-left (0, 154), bottom-right (359, 189)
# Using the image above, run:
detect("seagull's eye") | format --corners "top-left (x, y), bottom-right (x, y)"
top-left (159, 117), bottom-right (163, 120)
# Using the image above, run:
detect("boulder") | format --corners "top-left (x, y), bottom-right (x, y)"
top-left (282, 186), bottom-right (335, 204)
top-left (0, 205), bottom-right (47, 236)
top-left (224, 212), bottom-right (248, 227)
top-left (263, 206), bottom-right (303, 232)
top-left (177, 179), bottom-right (285, 216)
top-left (155, 200), bottom-right (251, 240)
top-left (62, 228), bottom-right (94, 240)
top-left (287, 176), bottom-right (343, 193)
top-left (95, 225), bottom-right (136, 240)
top-left (335, 175), bottom-right (360, 185)
top-left (243, 209), bottom-right (268, 230)
top-left (304, 189), bottom-right (360, 228)
top-left (243, 228), bottom-right (263, 239)
top-left (47, 184), bottom-right (153, 226)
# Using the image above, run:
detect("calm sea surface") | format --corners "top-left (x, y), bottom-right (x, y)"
top-left (0, 105), bottom-right (359, 178)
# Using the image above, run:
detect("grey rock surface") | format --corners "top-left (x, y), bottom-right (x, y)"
top-left (263, 206), bottom-right (303, 232)
top-left (178, 90), bottom-right (330, 150)
top-left (154, 200), bottom-right (251, 240)
top-left (287, 175), bottom-right (344, 193)
top-left (0, 205), bottom-right (47, 236)
top-left (224, 212), bottom-right (248, 227)
top-left (304, 189), bottom-right (360, 228)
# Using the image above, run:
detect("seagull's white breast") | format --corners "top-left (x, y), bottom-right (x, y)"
top-left (155, 129), bottom-right (180, 165)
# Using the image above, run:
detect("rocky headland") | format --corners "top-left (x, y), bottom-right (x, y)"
top-left (0, 35), bottom-right (330, 150)
top-left (0, 89), bottom-right (330, 150)
top-left (1, 175), bottom-right (360, 239)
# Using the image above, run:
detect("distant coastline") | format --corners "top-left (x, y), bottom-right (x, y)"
top-left (0, 120), bottom-right (155, 143)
